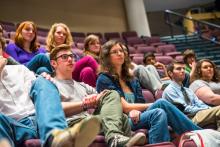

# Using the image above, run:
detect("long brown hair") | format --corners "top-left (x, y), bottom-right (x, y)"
top-left (194, 59), bottom-right (220, 82)
top-left (14, 21), bottom-right (38, 52)
top-left (99, 40), bottom-right (133, 81)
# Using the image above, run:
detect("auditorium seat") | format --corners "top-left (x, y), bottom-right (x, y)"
top-left (71, 32), bottom-right (86, 38)
top-left (127, 37), bottom-right (145, 47)
top-left (136, 46), bottom-right (155, 54)
top-left (104, 32), bottom-right (121, 40)
top-left (156, 56), bottom-right (173, 65)
top-left (142, 89), bottom-right (155, 103)
top-left (132, 56), bottom-right (144, 64)
top-left (122, 31), bottom-right (138, 41)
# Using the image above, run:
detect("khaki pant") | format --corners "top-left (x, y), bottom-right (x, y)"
top-left (191, 106), bottom-right (220, 131)
top-left (68, 90), bottom-right (131, 143)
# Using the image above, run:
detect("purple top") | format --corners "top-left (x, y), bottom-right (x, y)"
top-left (5, 43), bottom-right (46, 65)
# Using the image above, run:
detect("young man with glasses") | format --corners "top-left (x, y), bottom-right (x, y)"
top-left (162, 60), bottom-right (220, 131)
top-left (49, 44), bottom-right (147, 147)
top-left (0, 46), bottom-right (101, 147)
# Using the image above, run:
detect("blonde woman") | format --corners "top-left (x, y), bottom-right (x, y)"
top-left (46, 23), bottom-right (73, 52)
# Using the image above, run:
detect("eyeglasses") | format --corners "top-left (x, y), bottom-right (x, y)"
top-left (109, 49), bottom-right (124, 55)
top-left (55, 53), bottom-right (76, 61)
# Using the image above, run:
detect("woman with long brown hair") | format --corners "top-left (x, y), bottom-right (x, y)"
top-left (5, 21), bottom-right (46, 65)
top-left (96, 40), bottom-right (201, 144)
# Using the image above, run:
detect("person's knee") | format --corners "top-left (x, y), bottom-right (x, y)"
top-left (101, 90), bottom-right (121, 102)
top-left (109, 90), bottom-right (121, 101)
top-left (152, 108), bottom-right (167, 121)
top-left (154, 99), bottom-right (170, 106)
top-left (80, 67), bottom-right (94, 76)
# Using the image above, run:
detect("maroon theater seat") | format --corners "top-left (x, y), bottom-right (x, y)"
top-left (132, 56), bottom-right (144, 64)
top-left (122, 31), bottom-right (138, 41)
top-left (104, 32), bottom-right (121, 40)
top-left (156, 56), bottom-right (173, 65)
top-left (157, 44), bottom-right (176, 55)
top-left (71, 32), bottom-right (86, 38)
top-left (142, 89), bottom-right (155, 103)
top-left (127, 37), bottom-right (145, 47)
top-left (74, 37), bottom-right (85, 44)
top-left (136, 46), bottom-right (155, 54)
top-left (22, 139), bottom-right (41, 147)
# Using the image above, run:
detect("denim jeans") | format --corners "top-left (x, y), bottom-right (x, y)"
top-left (129, 99), bottom-right (201, 144)
top-left (0, 77), bottom-right (67, 146)
top-left (26, 53), bottom-right (53, 75)
top-left (0, 114), bottom-right (38, 147)
top-left (148, 99), bottom-right (202, 136)
top-left (129, 107), bottom-right (170, 144)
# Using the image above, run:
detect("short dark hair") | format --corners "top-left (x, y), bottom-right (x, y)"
top-left (167, 60), bottom-right (185, 78)
top-left (143, 52), bottom-right (155, 65)
top-left (50, 44), bottom-right (72, 60)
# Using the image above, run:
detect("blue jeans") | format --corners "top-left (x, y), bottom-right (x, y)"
top-left (148, 99), bottom-right (202, 137)
top-left (129, 107), bottom-right (170, 144)
top-left (129, 99), bottom-right (201, 144)
top-left (0, 77), bottom-right (67, 146)
top-left (26, 54), bottom-right (53, 74)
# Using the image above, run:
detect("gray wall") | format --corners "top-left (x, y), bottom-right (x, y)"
top-left (1, 0), bottom-right (128, 33)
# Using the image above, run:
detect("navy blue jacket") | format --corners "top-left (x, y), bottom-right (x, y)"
top-left (96, 73), bottom-right (145, 103)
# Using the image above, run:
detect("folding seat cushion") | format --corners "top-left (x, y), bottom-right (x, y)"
top-left (37, 36), bottom-right (46, 45)
top-left (0, 21), bottom-right (16, 32)
top-left (134, 44), bottom-right (148, 49)
top-left (150, 42), bottom-right (166, 47)
top-left (175, 55), bottom-right (184, 62)
top-left (165, 52), bottom-right (181, 58)
top-left (156, 56), bottom-right (173, 65)
top-left (37, 28), bottom-right (49, 37)
top-left (142, 89), bottom-right (155, 103)
top-left (138, 142), bottom-right (176, 147)
top-left (21, 139), bottom-right (41, 147)
top-left (74, 37), bottom-right (85, 43)
top-left (178, 139), bottom-right (197, 147)
top-left (104, 32), bottom-right (120, 40)
top-left (145, 36), bottom-right (161, 45)
top-left (128, 46), bottom-right (136, 54)
top-left (136, 46), bottom-right (155, 54)
top-left (132, 56), bottom-right (144, 64)
top-left (126, 37), bottom-right (145, 47)
top-left (71, 32), bottom-right (86, 38)
top-left (157, 44), bottom-right (177, 55)
top-left (122, 31), bottom-right (138, 41)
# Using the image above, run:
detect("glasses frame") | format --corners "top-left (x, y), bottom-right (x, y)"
top-left (55, 53), bottom-right (76, 61)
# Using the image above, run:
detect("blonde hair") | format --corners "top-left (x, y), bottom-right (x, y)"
top-left (14, 21), bottom-right (38, 52)
top-left (46, 23), bottom-right (73, 52)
